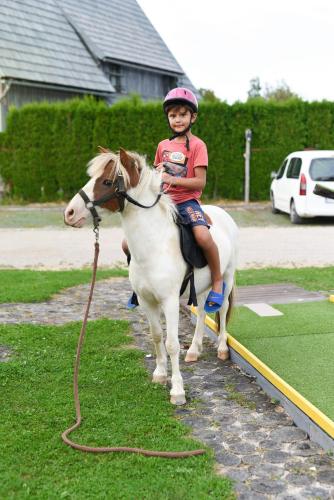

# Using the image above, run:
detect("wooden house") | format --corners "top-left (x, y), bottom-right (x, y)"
top-left (0, 0), bottom-right (196, 130)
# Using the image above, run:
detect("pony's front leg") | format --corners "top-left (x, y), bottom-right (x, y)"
top-left (140, 300), bottom-right (167, 384)
top-left (185, 293), bottom-right (206, 363)
top-left (162, 295), bottom-right (186, 405)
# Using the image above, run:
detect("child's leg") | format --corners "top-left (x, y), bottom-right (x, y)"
top-left (192, 225), bottom-right (222, 294)
top-left (122, 238), bottom-right (139, 308)
top-left (122, 238), bottom-right (129, 258)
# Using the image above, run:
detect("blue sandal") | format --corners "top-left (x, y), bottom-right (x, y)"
top-left (204, 283), bottom-right (226, 313)
top-left (127, 292), bottom-right (139, 309)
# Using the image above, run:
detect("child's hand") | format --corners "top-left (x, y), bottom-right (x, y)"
top-left (155, 162), bottom-right (165, 172)
top-left (161, 172), bottom-right (174, 185)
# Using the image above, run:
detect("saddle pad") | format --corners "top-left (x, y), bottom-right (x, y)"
top-left (177, 219), bottom-right (207, 269)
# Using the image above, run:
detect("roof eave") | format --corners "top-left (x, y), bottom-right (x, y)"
top-left (0, 76), bottom-right (114, 96)
top-left (102, 57), bottom-right (183, 77)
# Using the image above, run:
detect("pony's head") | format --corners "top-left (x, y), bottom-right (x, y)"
top-left (64, 148), bottom-right (155, 227)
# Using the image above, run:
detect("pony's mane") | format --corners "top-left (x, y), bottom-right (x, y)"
top-left (87, 150), bottom-right (177, 218)
top-left (87, 151), bottom-right (118, 179)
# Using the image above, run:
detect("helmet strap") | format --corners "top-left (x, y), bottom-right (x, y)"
top-left (169, 124), bottom-right (192, 151)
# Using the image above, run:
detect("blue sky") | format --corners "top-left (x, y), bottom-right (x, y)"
top-left (137, 0), bottom-right (334, 103)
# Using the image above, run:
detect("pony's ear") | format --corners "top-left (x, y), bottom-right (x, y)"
top-left (98, 145), bottom-right (111, 154)
top-left (119, 148), bottom-right (135, 169)
top-left (119, 148), bottom-right (140, 187)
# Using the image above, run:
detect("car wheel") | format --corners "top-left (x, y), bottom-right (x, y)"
top-left (270, 192), bottom-right (280, 214)
top-left (290, 200), bottom-right (304, 224)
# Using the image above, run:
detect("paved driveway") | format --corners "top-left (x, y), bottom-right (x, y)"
top-left (0, 224), bottom-right (334, 269)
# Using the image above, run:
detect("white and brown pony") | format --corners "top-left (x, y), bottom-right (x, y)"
top-left (64, 148), bottom-right (238, 405)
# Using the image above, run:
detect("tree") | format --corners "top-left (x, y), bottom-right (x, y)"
top-left (247, 77), bottom-right (262, 100)
top-left (263, 80), bottom-right (301, 102)
top-left (199, 88), bottom-right (221, 103)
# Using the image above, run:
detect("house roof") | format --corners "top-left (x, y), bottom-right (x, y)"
top-left (0, 0), bottom-right (114, 93)
top-left (56, 0), bottom-right (184, 75)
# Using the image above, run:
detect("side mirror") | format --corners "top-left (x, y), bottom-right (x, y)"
top-left (270, 171), bottom-right (277, 180)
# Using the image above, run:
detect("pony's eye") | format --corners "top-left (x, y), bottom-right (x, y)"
top-left (103, 179), bottom-right (113, 186)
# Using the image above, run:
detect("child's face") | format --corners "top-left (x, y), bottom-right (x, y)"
top-left (167, 106), bottom-right (197, 133)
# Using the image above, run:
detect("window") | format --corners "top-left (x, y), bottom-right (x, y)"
top-left (309, 158), bottom-right (334, 181)
top-left (286, 158), bottom-right (302, 179)
top-left (276, 159), bottom-right (288, 179)
top-left (105, 64), bottom-right (123, 93)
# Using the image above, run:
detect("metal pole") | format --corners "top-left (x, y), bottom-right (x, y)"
top-left (244, 129), bottom-right (252, 204)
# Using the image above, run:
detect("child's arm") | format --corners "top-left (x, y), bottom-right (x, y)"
top-left (162, 166), bottom-right (206, 191)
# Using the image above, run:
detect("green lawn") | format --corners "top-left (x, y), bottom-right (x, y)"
top-left (0, 206), bottom-right (121, 228)
top-left (236, 266), bottom-right (334, 292)
top-left (0, 268), bottom-right (127, 303)
top-left (0, 319), bottom-right (233, 499)
top-left (229, 302), bottom-right (334, 421)
top-left (1, 266), bottom-right (334, 305)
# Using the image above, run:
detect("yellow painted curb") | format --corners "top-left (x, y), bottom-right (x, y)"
top-left (190, 306), bottom-right (334, 439)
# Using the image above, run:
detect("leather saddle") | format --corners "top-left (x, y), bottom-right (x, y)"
top-left (175, 216), bottom-right (208, 307)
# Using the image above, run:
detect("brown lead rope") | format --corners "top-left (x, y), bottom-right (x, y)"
top-left (61, 238), bottom-right (206, 458)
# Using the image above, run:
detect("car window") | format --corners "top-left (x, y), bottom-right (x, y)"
top-left (309, 158), bottom-right (334, 181)
top-left (276, 159), bottom-right (288, 179)
top-left (286, 158), bottom-right (302, 179)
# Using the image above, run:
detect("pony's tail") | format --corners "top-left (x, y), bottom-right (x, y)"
top-left (214, 285), bottom-right (234, 331)
top-left (226, 286), bottom-right (234, 325)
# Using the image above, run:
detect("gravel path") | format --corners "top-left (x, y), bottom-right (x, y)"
top-left (1, 278), bottom-right (334, 499)
top-left (1, 225), bottom-right (334, 269)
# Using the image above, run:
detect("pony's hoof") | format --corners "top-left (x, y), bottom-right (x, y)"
top-left (218, 350), bottom-right (230, 361)
top-left (170, 394), bottom-right (186, 406)
top-left (152, 374), bottom-right (167, 385)
top-left (185, 351), bottom-right (198, 363)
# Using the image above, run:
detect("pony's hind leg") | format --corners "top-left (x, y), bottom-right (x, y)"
top-left (140, 300), bottom-right (167, 384)
top-left (217, 278), bottom-right (234, 361)
top-left (185, 293), bottom-right (206, 363)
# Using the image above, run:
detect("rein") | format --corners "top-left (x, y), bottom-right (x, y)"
top-left (62, 215), bottom-right (205, 458)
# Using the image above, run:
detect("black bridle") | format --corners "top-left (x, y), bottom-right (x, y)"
top-left (78, 174), bottom-right (163, 226)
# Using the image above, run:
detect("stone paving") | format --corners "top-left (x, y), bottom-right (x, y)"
top-left (1, 277), bottom-right (334, 499)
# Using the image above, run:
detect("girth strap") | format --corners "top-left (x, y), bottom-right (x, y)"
top-left (179, 267), bottom-right (198, 307)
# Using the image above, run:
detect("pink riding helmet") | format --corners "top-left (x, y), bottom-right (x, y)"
top-left (163, 87), bottom-right (198, 114)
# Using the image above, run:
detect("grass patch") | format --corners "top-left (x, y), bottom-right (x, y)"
top-left (2, 266), bottom-right (334, 305)
top-left (225, 384), bottom-right (256, 410)
top-left (0, 319), bottom-right (233, 499)
top-left (236, 267), bottom-right (334, 292)
top-left (0, 207), bottom-right (121, 228)
top-left (0, 268), bottom-right (128, 303)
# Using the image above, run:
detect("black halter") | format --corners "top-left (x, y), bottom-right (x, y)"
top-left (78, 174), bottom-right (163, 225)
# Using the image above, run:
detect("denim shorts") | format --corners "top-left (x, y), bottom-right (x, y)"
top-left (176, 199), bottom-right (209, 227)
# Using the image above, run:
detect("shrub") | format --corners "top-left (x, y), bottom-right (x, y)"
top-left (1, 97), bottom-right (334, 201)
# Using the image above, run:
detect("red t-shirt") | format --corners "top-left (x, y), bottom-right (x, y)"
top-left (154, 135), bottom-right (208, 204)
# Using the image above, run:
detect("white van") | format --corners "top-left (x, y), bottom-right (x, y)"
top-left (270, 150), bottom-right (334, 223)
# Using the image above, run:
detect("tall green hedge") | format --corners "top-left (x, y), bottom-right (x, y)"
top-left (1, 96), bottom-right (334, 202)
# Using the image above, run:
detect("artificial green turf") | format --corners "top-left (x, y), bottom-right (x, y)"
top-left (0, 319), bottom-right (233, 499)
top-left (0, 268), bottom-right (127, 303)
top-left (228, 301), bottom-right (334, 340)
top-left (243, 333), bottom-right (334, 421)
top-left (229, 301), bottom-right (334, 420)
